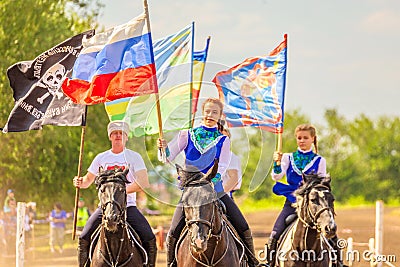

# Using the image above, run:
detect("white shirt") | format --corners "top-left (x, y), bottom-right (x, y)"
top-left (88, 149), bottom-right (147, 207)
top-left (271, 148), bottom-right (326, 181)
top-left (222, 152), bottom-right (242, 190)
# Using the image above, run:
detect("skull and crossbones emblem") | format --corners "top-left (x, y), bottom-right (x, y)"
top-left (36, 63), bottom-right (66, 104)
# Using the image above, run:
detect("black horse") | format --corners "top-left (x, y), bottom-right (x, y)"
top-left (175, 163), bottom-right (245, 266)
top-left (274, 173), bottom-right (337, 267)
top-left (90, 168), bottom-right (145, 267)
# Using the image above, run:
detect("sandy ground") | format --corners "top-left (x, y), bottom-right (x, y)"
top-left (1, 206), bottom-right (399, 266)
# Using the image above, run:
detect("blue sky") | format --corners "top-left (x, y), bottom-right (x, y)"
top-left (99, 0), bottom-right (400, 125)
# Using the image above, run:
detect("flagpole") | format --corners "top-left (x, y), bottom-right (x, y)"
top-left (72, 106), bottom-right (87, 240)
top-left (143, 0), bottom-right (165, 161)
top-left (276, 131), bottom-right (283, 166)
top-left (188, 21), bottom-right (195, 129)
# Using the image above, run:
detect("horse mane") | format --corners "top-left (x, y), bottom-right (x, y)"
top-left (95, 167), bottom-right (130, 190)
top-left (179, 170), bottom-right (208, 188)
top-left (176, 164), bottom-right (217, 207)
top-left (295, 172), bottom-right (331, 197)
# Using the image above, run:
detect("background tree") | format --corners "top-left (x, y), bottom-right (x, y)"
top-left (1, 0), bottom-right (399, 216)
top-left (321, 109), bottom-right (400, 203)
top-left (0, 0), bottom-right (105, 213)
top-left (234, 109), bottom-right (311, 200)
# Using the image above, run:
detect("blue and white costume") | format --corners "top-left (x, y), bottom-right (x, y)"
top-left (166, 124), bottom-right (250, 241)
top-left (270, 148), bottom-right (326, 239)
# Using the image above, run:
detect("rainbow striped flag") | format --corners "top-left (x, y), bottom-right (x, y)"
top-left (213, 34), bottom-right (288, 133)
top-left (62, 13), bottom-right (157, 105)
top-left (104, 97), bottom-right (131, 121)
top-left (106, 23), bottom-right (193, 137)
top-left (192, 37), bottom-right (210, 115)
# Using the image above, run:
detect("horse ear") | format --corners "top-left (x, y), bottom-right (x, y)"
top-left (302, 172), bottom-right (309, 183)
top-left (175, 164), bottom-right (183, 174)
top-left (95, 175), bottom-right (102, 190)
top-left (322, 174), bottom-right (332, 188)
top-left (204, 159), bottom-right (219, 182)
top-left (122, 167), bottom-right (130, 184)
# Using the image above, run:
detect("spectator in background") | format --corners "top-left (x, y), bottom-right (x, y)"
top-left (49, 202), bottom-right (67, 253)
top-left (3, 189), bottom-right (16, 216)
top-left (26, 202), bottom-right (37, 224)
top-left (76, 198), bottom-right (91, 232)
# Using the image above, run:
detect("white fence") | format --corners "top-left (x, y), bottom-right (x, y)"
top-left (346, 200), bottom-right (395, 267)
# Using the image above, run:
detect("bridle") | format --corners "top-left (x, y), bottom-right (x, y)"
top-left (297, 185), bottom-right (334, 232)
top-left (99, 180), bottom-right (127, 226)
top-left (294, 184), bottom-right (337, 261)
top-left (92, 178), bottom-right (135, 267)
top-left (182, 185), bottom-right (232, 267)
top-left (186, 200), bottom-right (218, 242)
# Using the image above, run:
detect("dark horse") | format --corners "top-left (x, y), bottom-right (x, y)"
top-left (175, 163), bottom-right (245, 267)
top-left (90, 168), bottom-right (145, 267)
top-left (274, 173), bottom-right (337, 267)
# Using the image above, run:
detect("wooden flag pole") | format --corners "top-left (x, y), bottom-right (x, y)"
top-left (143, 0), bottom-right (165, 161)
top-left (276, 131), bottom-right (283, 166)
top-left (189, 21), bottom-right (195, 129)
top-left (72, 107), bottom-right (87, 240)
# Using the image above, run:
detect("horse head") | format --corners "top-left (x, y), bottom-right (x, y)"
top-left (95, 167), bottom-right (130, 232)
top-left (177, 160), bottom-right (220, 253)
top-left (295, 173), bottom-right (337, 238)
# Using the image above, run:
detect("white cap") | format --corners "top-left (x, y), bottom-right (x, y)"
top-left (107, 120), bottom-right (130, 137)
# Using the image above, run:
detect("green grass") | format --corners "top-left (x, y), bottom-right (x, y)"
top-left (236, 194), bottom-right (284, 213)
top-left (234, 194), bottom-right (400, 213)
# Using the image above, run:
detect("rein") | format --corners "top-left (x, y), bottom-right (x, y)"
top-left (186, 202), bottom-right (215, 240)
top-left (96, 179), bottom-right (133, 267)
top-left (294, 185), bottom-right (336, 260)
top-left (101, 199), bottom-right (125, 225)
top-left (100, 223), bottom-right (133, 267)
top-left (186, 202), bottom-right (230, 267)
top-left (297, 185), bottom-right (333, 231)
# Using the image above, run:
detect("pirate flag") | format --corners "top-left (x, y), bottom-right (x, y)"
top-left (2, 30), bottom-right (95, 133)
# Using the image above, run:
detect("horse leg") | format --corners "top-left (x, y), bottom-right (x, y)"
top-left (77, 238), bottom-right (90, 267)
top-left (142, 237), bottom-right (157, 267)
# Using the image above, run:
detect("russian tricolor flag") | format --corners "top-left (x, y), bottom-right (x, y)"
top-left (62, 13), bottom-right (158, 105)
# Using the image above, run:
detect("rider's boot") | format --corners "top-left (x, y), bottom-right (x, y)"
top-left (142, 237), bottom-right (157, 267)
top-left (330, 236), bottom-right (348, 267)
top-left (266, 237), bottom-right (278, 267)
top-left (242, 229), bottom-right (260, 267)
top-left (166, 234), bottom-right (178, 267)
top-left (77, 238), bottom-right (90, 267)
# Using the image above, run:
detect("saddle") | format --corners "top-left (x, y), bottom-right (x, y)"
top-left (265, 214), bottom-right (298, 266)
